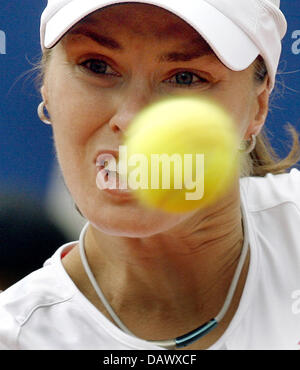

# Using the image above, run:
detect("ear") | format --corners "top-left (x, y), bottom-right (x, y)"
top-left (41, 85), bottom-right (48, 105)
top-left (245, 76), bottom-right (270, 140)
top-left (40, 84), bottom-right (52, 123)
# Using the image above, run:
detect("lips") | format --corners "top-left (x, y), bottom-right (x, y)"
top-left (95, 149), bottom-right (133, 198)
top-left (96, 157), bottom-right (117, 174)
top-left (95, 149), bottom-right (120, 185)
top-left (95, 150), bottom-right (119, 167)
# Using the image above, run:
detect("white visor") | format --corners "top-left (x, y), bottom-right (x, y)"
top-left (40, 0), bottom-right (287, 91)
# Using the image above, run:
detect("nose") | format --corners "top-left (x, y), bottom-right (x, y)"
top-left (108, 84), bottom-right (155, 135)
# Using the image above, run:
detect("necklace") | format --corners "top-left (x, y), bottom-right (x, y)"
top-left (79, 201), bottom-right (249, 350)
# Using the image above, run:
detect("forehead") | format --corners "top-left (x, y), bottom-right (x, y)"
top-left (72, 3), bottom-right (207, 45)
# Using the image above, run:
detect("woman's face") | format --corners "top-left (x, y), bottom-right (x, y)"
top-left (42, 3), bottom-right (267, 237)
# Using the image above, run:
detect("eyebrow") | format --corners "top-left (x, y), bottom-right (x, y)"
top-left (68, 29), bottom-right (123, 50)
top-left (159, 40), bottom-right (213, 63)
top-left (67, 28), bottom-right (214, 63)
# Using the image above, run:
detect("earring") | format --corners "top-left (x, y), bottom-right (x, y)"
top-left (38, 101), bottom-right (51, 125)
top-left (239, 134), bottom-right (257, 154)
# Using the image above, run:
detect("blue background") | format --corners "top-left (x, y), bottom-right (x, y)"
top-left (0, 0), bottom-right (300, 202)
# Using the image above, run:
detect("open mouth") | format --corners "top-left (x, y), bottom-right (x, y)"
top-left (96, 152), bottom-right (117, 171)
top-left (95, 151), bottom-right (132, 196)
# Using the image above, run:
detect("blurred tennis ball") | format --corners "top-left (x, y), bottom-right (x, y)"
top-left (122, 95), bottom-right (240, 213)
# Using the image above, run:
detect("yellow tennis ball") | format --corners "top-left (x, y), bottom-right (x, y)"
top-left (122, 95), bottom-right (240, 213)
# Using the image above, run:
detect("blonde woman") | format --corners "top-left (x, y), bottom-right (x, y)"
top-left (0, 0), bottom-right (300, 350)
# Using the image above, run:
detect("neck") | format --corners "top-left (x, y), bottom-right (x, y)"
top-left (88, 187), bottom-right (243, 310)
top-left (63, 183), bottom-right (249, 346)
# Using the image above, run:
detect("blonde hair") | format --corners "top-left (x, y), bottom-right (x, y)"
top-left (39, 50), bottom-right (300, 178)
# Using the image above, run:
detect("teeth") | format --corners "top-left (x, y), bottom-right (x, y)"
top-left (106, 163), bottom-right (117, 172)
top-left (109, 162), bottom-right (117, 172)
top-left (97, 156), bottom-right (117, 172)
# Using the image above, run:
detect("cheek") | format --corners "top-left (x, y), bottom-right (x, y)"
top-left (226, 95), bottom-right (253, 138)
top-left (45, 66), bottom-right (120, 203)
top-left (48, 75), bottom-right (113, 146)
top-left (206, 79), bottom-right (255, 139)
top-left (46, 66), bottom-right (120, 176)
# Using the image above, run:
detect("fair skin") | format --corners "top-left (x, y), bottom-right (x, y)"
top-left (42, 4), bottom-right (269, 349)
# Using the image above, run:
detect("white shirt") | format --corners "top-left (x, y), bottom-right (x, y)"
top-left (0, 168), bottom-right (300, 350)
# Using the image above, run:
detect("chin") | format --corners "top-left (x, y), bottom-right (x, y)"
top-left (85, 204), bottom-right (187, 238)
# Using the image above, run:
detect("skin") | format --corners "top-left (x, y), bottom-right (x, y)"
top-left (41, 3), bottom-right (270, 349)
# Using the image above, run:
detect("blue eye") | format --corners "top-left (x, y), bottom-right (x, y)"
top-left (166, 71), bottom-right (209, 87)
top-left (176, 72), bottom-right (195, 85)
top-left (80, 59), bottom-right (116, 76)
top-left (80, 59), bottom-right (210, 88)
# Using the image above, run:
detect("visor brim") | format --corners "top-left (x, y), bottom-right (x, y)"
top-left (42, 0), bottom-right (260, 72)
